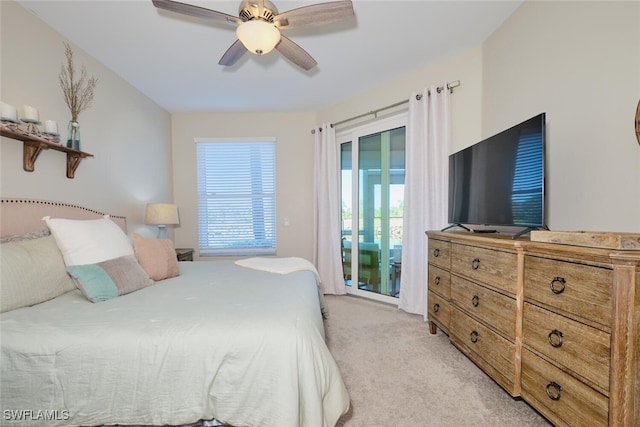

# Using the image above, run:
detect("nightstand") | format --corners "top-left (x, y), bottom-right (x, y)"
top-left (175, 248), bottom-right (194, 262)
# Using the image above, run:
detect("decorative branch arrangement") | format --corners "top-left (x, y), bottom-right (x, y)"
top-left (58, 42), bottom-right (98, 122)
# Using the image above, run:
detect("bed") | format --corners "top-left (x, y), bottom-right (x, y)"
top-left (0, 199), bottom-right (350, 427)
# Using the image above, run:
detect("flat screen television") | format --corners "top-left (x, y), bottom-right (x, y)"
top-left (447, 113), bottom-right (546, 235)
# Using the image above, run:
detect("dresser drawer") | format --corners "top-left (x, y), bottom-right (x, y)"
top-left (521, 348), bottom-right (608, 427)
top-left (451, 243), bottom-right (518, 294)
top-left (428, 290), bottom-right (450, 333)
top-left (523, 302), bottom-right (610, 392)
top-left (428, 239), bottom-right (451, 270)
top-left (451, 275), bottom-right (517, 340)
top-left (428, 265), bottom-right (451, 299)
top-left (450, 306), bottom-right (517, 394)
top-left (524, 255), bottom-right (612, 327)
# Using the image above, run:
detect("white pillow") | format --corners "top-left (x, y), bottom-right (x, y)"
top-left (43, 216), bottom-right (134, 266)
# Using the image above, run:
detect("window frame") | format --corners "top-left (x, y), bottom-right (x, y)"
top-left (337, 113), bottom-right (407, 305)
top-left (195, 137), bottom-right (277, 257)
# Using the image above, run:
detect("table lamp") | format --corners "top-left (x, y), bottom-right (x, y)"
top-left (145, 203), bottom-right (179, 238)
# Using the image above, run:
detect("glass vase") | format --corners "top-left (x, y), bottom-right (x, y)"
top-left (66, 120), bottom-right (81, 151)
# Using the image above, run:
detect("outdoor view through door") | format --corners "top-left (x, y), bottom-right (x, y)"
top-left (341, 124), bottom-right (405, 302)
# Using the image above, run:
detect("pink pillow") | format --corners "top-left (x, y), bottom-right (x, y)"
top-left (131, 233), bottom-right (180, 281)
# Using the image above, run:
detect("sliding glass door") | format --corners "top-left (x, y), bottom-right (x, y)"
top-left (339, 116), bottom-right (406, 304)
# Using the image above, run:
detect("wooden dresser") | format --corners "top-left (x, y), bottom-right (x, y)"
top-left (426, 231), bottom-right (640, 427)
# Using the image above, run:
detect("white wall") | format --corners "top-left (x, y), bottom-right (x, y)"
top-left (483, 0), bottom-right (640, 232)
top-left (171, 112), bottom-right (316, 260)
top-left (0, 1), bottom-right (173, 235)
top-left (170, 47), bottom-right (483, 260)
top-left (320, 0), bottom-right (640, 234)
top-left (5, 0), bottom-right (636, 255)
top-left (317, 46), bottom-right (484, 154)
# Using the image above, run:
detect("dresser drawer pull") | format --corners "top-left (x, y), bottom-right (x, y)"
top-left (545, 382), bottom-right (562, 400)
top-left (470, 330), bottom-right (479, 343)
top-left (433, 303), bottom-right (440, 313)
top-left (433, 248), bottom-right (440, 257)
top-left (548, 329), bottom-right (564, 348)
top-left (434, 276), bottom-right (441, 285)
top-left (550, 277), bottom-right (566, 294)
top-left (471, 258), bottom-right (480, 270)
top-left (471, 294), bottom-right (480, 307)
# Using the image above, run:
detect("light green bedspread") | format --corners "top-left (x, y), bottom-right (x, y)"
top-left (0, 261), bottom-right (349, 427)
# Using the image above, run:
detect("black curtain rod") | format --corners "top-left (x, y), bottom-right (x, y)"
top-left (311, 80), bottom-right (460, 134)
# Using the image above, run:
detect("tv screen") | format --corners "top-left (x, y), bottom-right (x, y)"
top-left (448, 113), bottom-right (546, 229)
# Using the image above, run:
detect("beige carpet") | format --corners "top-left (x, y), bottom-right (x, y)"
top-left (323, 295), bottom-right (552, 427)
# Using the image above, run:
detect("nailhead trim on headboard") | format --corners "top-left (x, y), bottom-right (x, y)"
top-left (0, 199), bottom-right (128, 237)
top-left (1, 199), bottom-right (127, 220)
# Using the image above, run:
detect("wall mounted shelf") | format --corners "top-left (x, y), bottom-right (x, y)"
top-left (1, 127), bottom-right (93, 178)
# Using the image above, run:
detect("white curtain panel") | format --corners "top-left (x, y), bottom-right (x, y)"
top-left (399, 85), bottom-right (451, 318)
top-left (313, 123), bottom-right (347, 295)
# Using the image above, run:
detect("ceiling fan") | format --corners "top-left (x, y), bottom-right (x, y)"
top-left (152, 0), bottom-right (354, 70)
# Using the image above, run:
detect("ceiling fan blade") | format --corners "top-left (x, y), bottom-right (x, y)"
top-left (152, 0), bottom-right (241, 25)
top-left (276, 35), bottom-right (317, 71)
top-left (274, 1), bottom-right (354, 29)
top-left (218, 39), bottom-right (247, 67)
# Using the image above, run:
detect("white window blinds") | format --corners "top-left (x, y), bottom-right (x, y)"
top-left (196, 139), bottom-right (276, 256)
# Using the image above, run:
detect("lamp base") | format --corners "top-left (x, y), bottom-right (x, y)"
top-left (156, 225), bottom-right (167, 239)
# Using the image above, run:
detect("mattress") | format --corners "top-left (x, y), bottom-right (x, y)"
top-left (0, 261), bottom-right (349, 427)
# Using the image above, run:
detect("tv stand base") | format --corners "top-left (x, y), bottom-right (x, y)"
top-left (512, 225), bottom-right (548, 240)
top-left (441, 223), bottom-right (471, 232)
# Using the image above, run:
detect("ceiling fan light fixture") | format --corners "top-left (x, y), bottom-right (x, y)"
top-left (153, 0), bottom-right (354, 69)
top-left (236, 20), bottom-right (281, 55)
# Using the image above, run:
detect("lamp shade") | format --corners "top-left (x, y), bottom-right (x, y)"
top-left (145, 203), bottom-right (179, 225)
top-left (236, 20), bottom-right (281, 55)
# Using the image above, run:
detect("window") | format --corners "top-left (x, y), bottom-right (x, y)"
top-left (196, 138), bottom-right (276, 256)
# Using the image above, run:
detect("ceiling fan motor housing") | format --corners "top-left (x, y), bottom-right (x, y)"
top-left (239, 0), bottom-right (278, 22)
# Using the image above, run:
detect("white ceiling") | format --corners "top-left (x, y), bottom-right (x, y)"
top-left (18, 0), bottom-right (523, 113)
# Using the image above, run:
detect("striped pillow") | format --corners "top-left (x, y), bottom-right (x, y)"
top-left (66, 255), bottom-right (153, 303)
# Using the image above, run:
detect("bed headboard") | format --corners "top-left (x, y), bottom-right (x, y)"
top-left (0, 199), bottom-right (127, 238)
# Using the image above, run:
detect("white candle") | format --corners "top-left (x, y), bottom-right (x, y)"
top-left (22, 105), bottom-right (39, 122)
top-left (44, 120), bottom-right (58, 134)
top-left (1, 102), bottom-right (17, 121)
